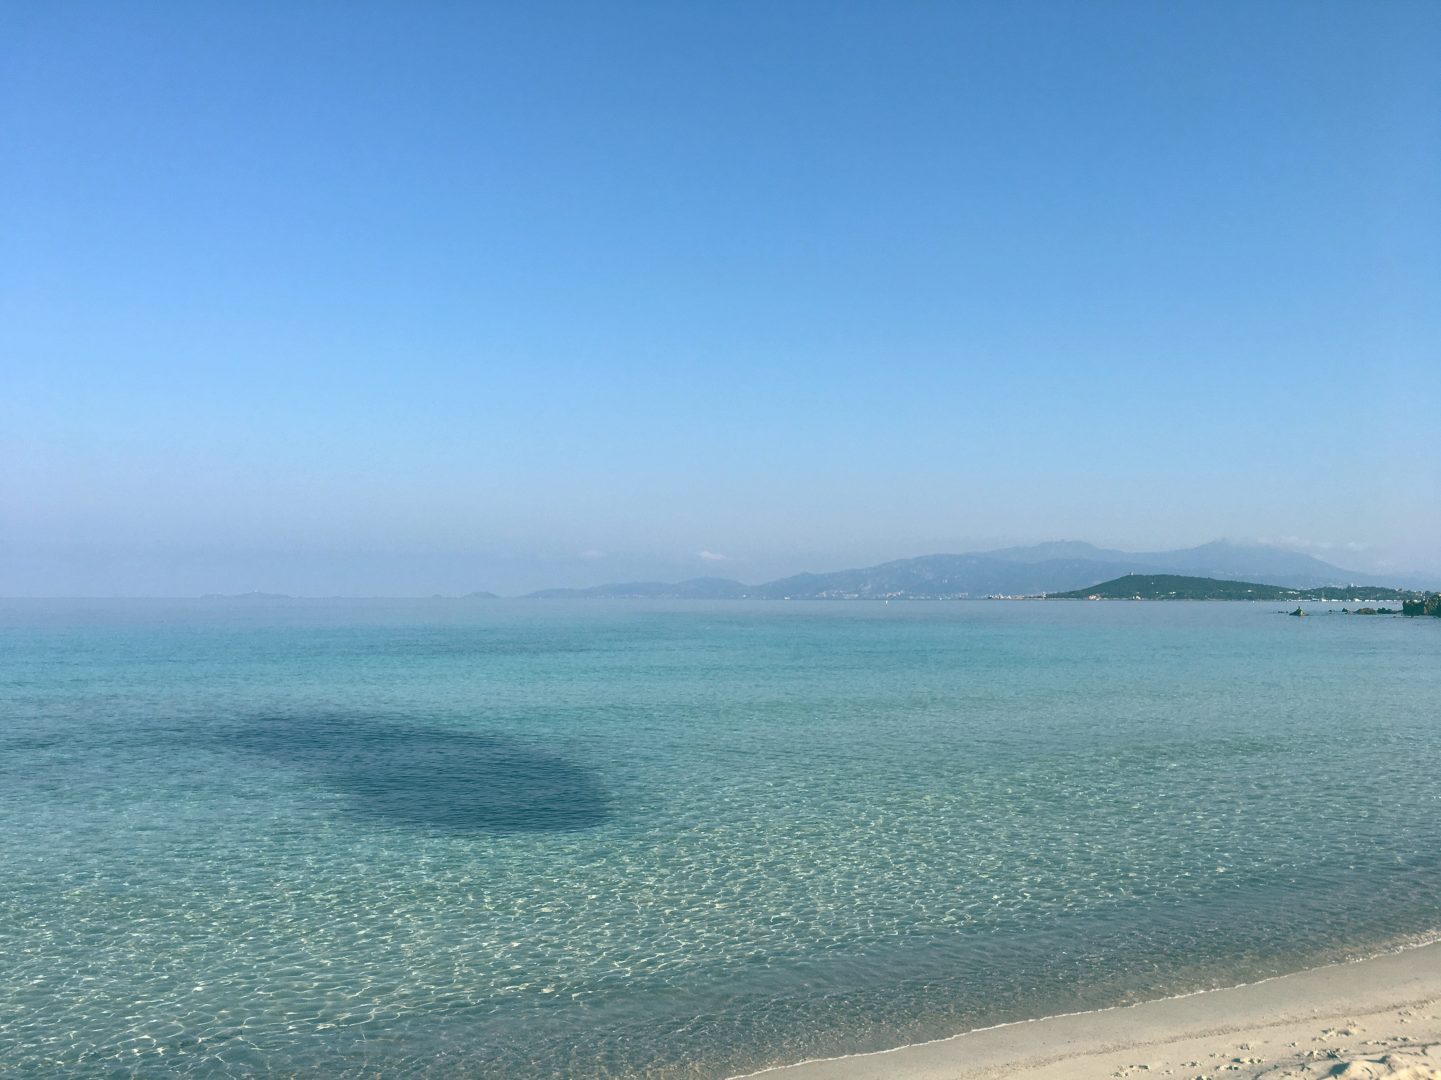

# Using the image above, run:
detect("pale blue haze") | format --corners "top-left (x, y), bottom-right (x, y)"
top-left (2, 2), bottom-right (1439, 595)
top-left (2, 599), bottom-right (1440, 1075)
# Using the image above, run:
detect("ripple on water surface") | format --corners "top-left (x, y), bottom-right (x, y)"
top-left (0, 599), bottom-right (1439, 1077)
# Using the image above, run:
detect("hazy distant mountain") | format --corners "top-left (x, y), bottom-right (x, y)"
top-left (751, 555), bottom-right (1164, 599)
top-left (1122, 540), bottom-right (1378, 587)
top-left (461, 591), bottom-right (500, 599)
top-left (978, 540), bottom-right (1138, 563)
top-left (975, 539), bottom-right (1388, 589)
top-left (522, 541), bottom-right (1403, 599)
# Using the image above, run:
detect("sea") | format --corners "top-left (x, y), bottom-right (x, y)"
top-left (2, 598), bottom-right (1438, 1077)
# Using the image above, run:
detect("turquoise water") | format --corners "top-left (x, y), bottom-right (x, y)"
top-left (2, 599), bottom-right (1439, 1077)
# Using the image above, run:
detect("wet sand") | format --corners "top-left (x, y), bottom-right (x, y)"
top-left (746, 941), bottom-right (1441, 1079)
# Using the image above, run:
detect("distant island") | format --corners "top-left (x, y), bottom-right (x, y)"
top-left (1047, 574), bottom-right (1413, 602)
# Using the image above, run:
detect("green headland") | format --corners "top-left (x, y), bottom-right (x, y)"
top-left (1047, 574), bottom-right (1414, 602)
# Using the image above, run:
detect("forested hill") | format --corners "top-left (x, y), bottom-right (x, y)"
top-left (1048, 574), bottom-right (1412, 602)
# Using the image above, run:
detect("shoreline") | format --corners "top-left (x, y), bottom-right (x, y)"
top-left (739, 938), bottom-right (1441, 1079)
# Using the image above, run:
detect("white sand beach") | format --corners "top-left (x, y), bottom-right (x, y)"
top-left (749, 941), bottom-right (1441, 1080)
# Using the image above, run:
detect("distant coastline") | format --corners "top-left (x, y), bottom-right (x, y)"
top-left (181, 540), bottom-right (1439, 603)
top-left (492, 541), bottom-right (1433, 601)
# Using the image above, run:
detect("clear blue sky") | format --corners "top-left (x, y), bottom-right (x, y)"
top-left (3, 1), bottom-right (1438, 595)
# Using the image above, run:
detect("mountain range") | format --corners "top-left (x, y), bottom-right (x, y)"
top-left (519, 541), bottom-right (1413, 600)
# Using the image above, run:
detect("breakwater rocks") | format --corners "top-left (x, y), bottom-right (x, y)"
top-left (1402, 594), bottom-right (1441, 617)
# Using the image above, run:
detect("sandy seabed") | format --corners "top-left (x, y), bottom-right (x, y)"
top-left (742, 941), bottom-right (1441, 1080)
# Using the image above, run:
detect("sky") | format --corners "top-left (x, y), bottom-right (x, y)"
top-left (3, 1), bottom-right (1438, 596)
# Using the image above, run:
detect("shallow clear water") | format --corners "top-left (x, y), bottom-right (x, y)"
top-left (2, 599), bottom-right (1438, 1077)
